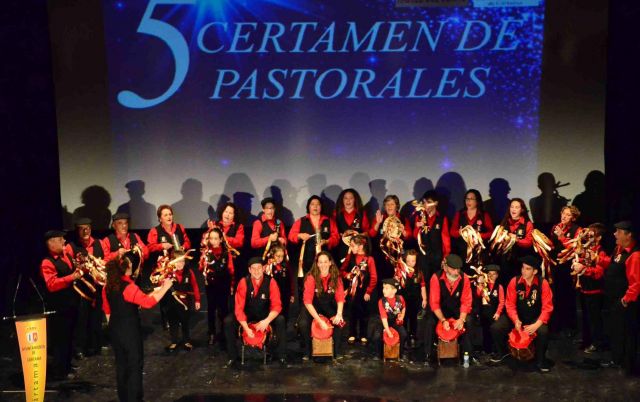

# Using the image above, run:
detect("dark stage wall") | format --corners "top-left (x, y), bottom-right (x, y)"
top-left (2, 0), bottom-right (638, 318)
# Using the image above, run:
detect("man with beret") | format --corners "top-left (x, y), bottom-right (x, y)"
top-left (103, 212), bottom-right (149, 270)
top-left (65, 218), bottom-right (107, 359)
top-left (422, 254), bottom-right (474, 366)
top-left (223, 257), bottom-right (286, 368)
top-left (40, 230), bottom-right (83, 380)
top-left (603, 221), bottom-right (640, 374)
top-left (496, 255), bottom-right (554, 372)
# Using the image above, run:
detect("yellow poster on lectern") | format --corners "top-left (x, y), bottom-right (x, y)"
top-left (15, 315), bottom-right (47, 402)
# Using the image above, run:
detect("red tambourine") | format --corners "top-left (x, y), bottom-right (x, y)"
top-left (383, 327), bottom-right (400, 346)
top-left (242, 322), bottom-right (270, 349)
top-left (508, 328), bottom-right (536, 349)
top-left (436, 318), bottom-right (465, 342)
top-left (311, 315), bottom-right (334, 340)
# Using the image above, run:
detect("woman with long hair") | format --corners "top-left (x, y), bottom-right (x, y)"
top-left (298, 251), bottom-right (346, 360)
top-left (450, 189), bottom-right (494, 272)
top-left (496, 198), bottom-right (534, 285)
top-left (102, 256), bottom-right (172, 402)
top-left (333, 188), bottom-right (370, 264)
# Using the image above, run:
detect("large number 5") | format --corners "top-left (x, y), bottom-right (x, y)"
top-left (118, 0), bottom-right (196, 109)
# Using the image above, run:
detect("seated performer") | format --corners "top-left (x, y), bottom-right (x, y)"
top-left (40, 230), bottom-right (82, 380)
top-left (371, 278), bottom-right (408, 360)
top-left (223, 257), bottom-right (286, 368)
top-left (341, 234), bottom-right (377, 345)
top-left (299, 251), bottom-right (346, 360)
top-left (422, 254), bottom-right (474, 366)
top-left (494, 255), bottom-right (554, 372)
top-left (102, 256), bottom-right (173, 402)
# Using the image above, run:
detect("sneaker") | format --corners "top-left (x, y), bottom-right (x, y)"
top-left (489, 353), bottom-right (509, 363)
top-left (302, 355), bottom-right (310, 362)
top-left (165, 343), bottom-right (178, 353)
top-left (584, 344), bottom-right (597, 354)
top-left (208, 335), bottom-right (215, 345)
top-left (537, 362), bottom-right (551, 373)
top-left (223, 359), bottom-right (239, 369)
top-left (360, 337), bottom-right (368, 345)
top-left (183, 342), bottom-right (193, 351)
top-left (348, 336), bottom-right (356, 345)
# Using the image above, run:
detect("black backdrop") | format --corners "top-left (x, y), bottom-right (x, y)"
top-left (1, 0), bottom-right (638, 317)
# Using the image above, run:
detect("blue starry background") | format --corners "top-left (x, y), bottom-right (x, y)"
top-left (100, 0), bottom-right (545, 217)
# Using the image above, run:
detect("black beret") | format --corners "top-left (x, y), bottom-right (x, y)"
top-left (484, 264), bottom-right (500, 272)
top-left (74, 217), bottom-right (92, 226)
top-left (614, 221), bottom-right (635, 233)
top-left (519, 255), bottom-right (542, 271)
top-left (44, 230), bottom-right (66, 241)
top-left (382, 278), bottom-right (400, 288)
top-left (445, 254), bottom-right (463, 269)
top-left (248, 256), bottom-right (264, 267)
top-left (112, 212), bottom-right (130, 221)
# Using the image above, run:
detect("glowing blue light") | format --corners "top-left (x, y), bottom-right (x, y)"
top-left (441, 158), bottom-right (453, 170)
top-left (368, 55), bottom-right (378, 65)
top-left (221, 159), bottom-right (229, 167)
top-left (115, 1), bottom-right (124, 10)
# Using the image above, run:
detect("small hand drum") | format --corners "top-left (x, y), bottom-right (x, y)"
top-left (242, 322), bottom-right (271, 350)
top-left (508, 328), bottom-right (536, 361)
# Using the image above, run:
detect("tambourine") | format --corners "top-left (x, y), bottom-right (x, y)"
top-left (508, 328), bottom-right (536, 361)
top-left (436, 318), bottom-right (465, 342)
top-left (311, 315), bottom-right (334, 339)
top-left (241, 322), bottom-right (271, 349)
top-left (383, 327), bottom-right (400, 346)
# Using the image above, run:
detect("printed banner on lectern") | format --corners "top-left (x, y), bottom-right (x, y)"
top-left (15, 315), bottom-right (47, 402)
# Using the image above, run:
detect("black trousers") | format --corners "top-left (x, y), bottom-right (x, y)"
top-left (423, 313), bottom-right (472, 357)
top-left (205, 281), bottom-right (230, 336)
top-left (403, 296), bottom-right (421, 337)
top-left (111, 331), bottom-right (143, 402)
top-left (607, 298), bottom-right (638, 372)
top-left (298, 308), bottom-right (344, 357)
top-left (580, 292), bottom-right (604, 348)
top-left (370, 318), bottom-right (407, 356)
top-left (550, 263), bottom-right (577, 333)
top-left (50, 305), bottom-right (78, 376)
top-left (479, 312), bottom-right (509, 355)
top-left (75, 296), bottom-right (104, 354)
top-left (348, 291), bottom-right (372, 339)
top-left (223, 314), bottom-right (286, 361)
top-left (493, 318), bottom-right (549, 365)
top-left (166, 296), bottom-right (192, 344)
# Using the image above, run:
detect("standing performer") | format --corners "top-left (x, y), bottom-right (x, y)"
top-left (265, 244), bottom-right (295, 322)
top-left (422, 254), bottom-right (473, 366)
top-left (250, 197), bottom-right (287, 259)
top-left (163, 250), bottom-right (201, 352)
top-left (333, 188), bottom-right (370, 264)
top-left (289, 195), bottom-right (339, 294)
top-left (40, 230), bottom-right (82, 380)
top-left (341, 234), bottom-right (377, 345)
top-left (200, 227), bottom-right (235, 346)
top-left (413, 191), bottom-right (451, 282)
top-left (103, 213), bottom-right (149, 278)
top-left (495, 255), bottom-right (554, 372)
top-left (202, 202), bottom-right (244, 255)
top-left (299, 251), bottom-right (346, 360)
top-left (603, 221), bottom-right (640, 374)
top-left (450, 189), bottom-right (493, 273)
top-left (395, 249), bottom-right (427, 348)
top-left (571, 223), bottom-right (609, 353)
top-left (66, 218), bottom-right (106, 358)
top-left (549, 205), bottom-right (582, 335)
top-left (223, 257), bottom-right (287, 368)
top-left (494, 198), bottom-right (534, 286)
top-left (369, 195), bottom-right (412, 280)
top-left (102, 256), bottom-right (172, 402)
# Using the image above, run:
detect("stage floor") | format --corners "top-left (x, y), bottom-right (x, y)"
top-left (1, 308), bottom-right (638, 402)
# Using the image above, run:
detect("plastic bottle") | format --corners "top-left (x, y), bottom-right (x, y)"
top-left (463, 352), bottom-right (470, 368)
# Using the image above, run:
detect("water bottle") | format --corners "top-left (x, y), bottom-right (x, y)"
top-left (463, 352), bottom-right (470, 368)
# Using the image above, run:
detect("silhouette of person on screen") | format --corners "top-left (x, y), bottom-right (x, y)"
top-left (117, 180), bottom-right (156, 229)
top-left (483, 178), bottom-right (511, 226)
top-left (172, 178), bottom-right (211, 229)
top-left (72, 185), bottom-right (112, 230)
top-left (529, 172), bottom-right (569, 234)
top-left (572, 170), bottom-right (605, 227)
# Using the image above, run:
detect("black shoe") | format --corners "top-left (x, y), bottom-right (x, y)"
top-left (70, 363), bottom-right (79, 371)
top-left (601, 360), bottom-right (621, 369)
top-left (278, 358), bottom-right (290, 368)
top-left (372, 355), bottom-right (381, 361)
top-left (489, 353), bottom-right (509, 363)
top-left (74, 352), bottom-right (85, 360)
top-left (423, 355), bottom-right (431, 367)
top-left (537, 362), bottom-right (551, 373)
